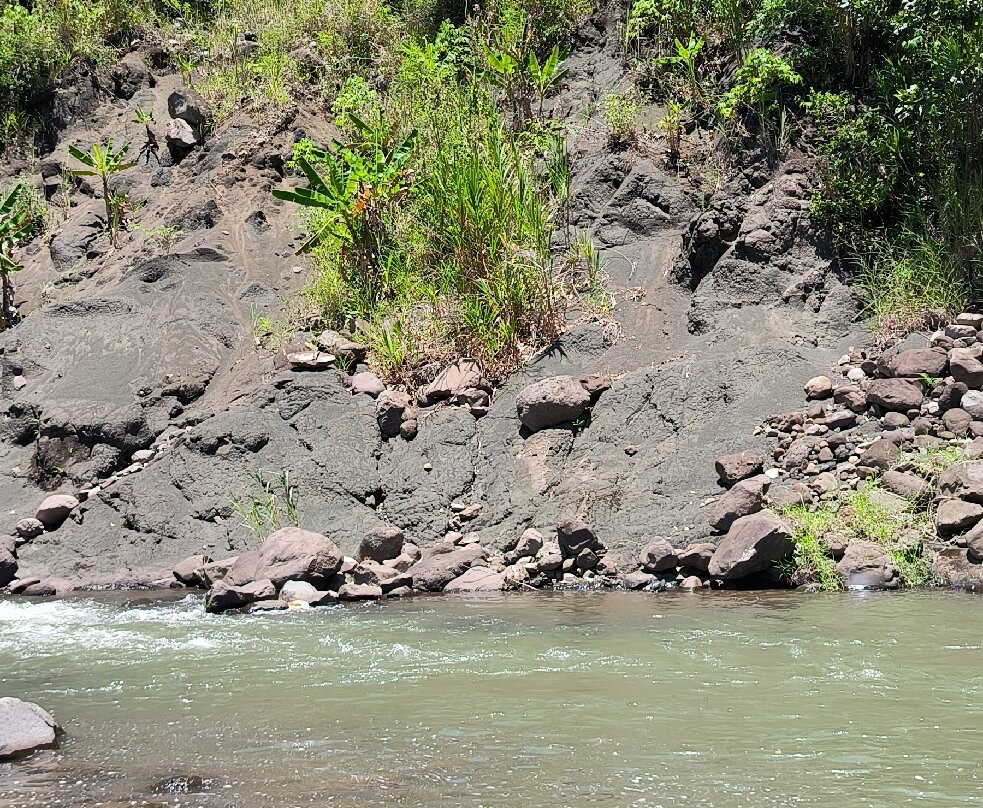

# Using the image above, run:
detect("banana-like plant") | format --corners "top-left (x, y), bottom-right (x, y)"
top-left (273, 116), bottom-right (417, 309)
top-left (0, 184), bottom-right (30, 331)
top-left (528, 45), bottom-right (569, 119)
top-left (69, 140), bottom-right (136, 247)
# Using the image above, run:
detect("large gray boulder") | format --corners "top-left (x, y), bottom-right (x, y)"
top-left (556, 519), bottom-right (604, 557)
top-left (0, 547), bottom-right (16, 587)
top-left (167, 88), bottom-right (209, 128)
top-left (34, 495), bottom-right (79, 530)
top-left (515, 376), bottom-right (590, 432)
top-left (638, 539), bottom-right (677, 572)
top-left (444, 567), bottom-right (506, 592)
top-left (708, 512), bottom-right (794, 580)
top-left (836, 540), bottom-right (899, 589)
top-left (0, 698), bottom-right (63, 759)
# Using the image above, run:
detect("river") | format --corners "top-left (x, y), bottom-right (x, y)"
top-left (1, 589), bottom-right (981, 806)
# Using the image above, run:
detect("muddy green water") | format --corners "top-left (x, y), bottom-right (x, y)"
top-left (1, 590), bottom-right (982, 807)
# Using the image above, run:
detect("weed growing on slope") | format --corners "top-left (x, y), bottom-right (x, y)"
top-left (230, 468), bottom-right (300, 540)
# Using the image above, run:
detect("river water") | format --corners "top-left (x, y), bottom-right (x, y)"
top-left (1, 589), bottom-right (981, 807)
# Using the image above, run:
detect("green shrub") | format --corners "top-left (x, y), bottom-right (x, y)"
top-left (600, 91), bottom-right (641, 143)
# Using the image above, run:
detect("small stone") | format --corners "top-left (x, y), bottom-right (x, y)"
top-left (14, 518), bottom-right (44, 540)
top-left (12, 376), bottom-right (26, 391)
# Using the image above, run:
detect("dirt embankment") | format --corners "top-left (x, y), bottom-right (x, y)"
top-left (0, 14), bottom-right (861, 590)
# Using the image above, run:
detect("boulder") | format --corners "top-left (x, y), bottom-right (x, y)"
top-left (443, 567), bottom-right (507, 592)
top-left (833, 384), bottom-right (868, 413)
top-left (0, 547), bottom-right (16, 587)
top-left (881, 348), bottom-right (947, 378)
top-left (966, 521), bottom-right (983, 562)
top-left (515, 376), bottom-right (590, 432)
top-left (950, 354), bottom-right (983, 388)
top-left (961, 391), bottom-right (983, 420)
top-left (506, 528), bottom-right (543, 563)
top-left (769, 482), bottom-right (813, 509)
top-left (338, 582), bottom-right (383, 600)
top-left (356, 525), bottom-right (404, 562)
top-left (285, 349), bottom-right (335, 370)
top-left (205, 579), bottom-right (275, 612)
top-left (713, 451), bottom-right (764, 487)
top-left (172, 554), bottom-right (211, 587)
top-left (351, 371), bottom-right (385, 398)
top-left (803, 376), bottom-right (833, 399)
top-left (938, 461), bottom-right (983, 503)
top-left (676, 542), bottom-right (716, 573)
top-left (707, 476), bottom-right (768, 533)
top-left (19, 577), bottom-right (75, 596)
top-left (880, 470), bottom-right (929, 502)
top-left (0, 698), bottom-right (63, 759)
top-left (935, 499), bottom-right (983, 536)
top-left (942, 408), bottom-right (973, 436)
top-left (227, 527), bottom-right (343, 589)
top-left (938, 382), bottom-right (967, 412)
top-left (14, 518), bottom-right (44, 540)
top-left (165, 118), bottom-right (198, 149)
top-left (377, 390), bottom-right (414, 439)
top-left (352, 560), bottom-right (411, 591)
top-left (199, 556), bottom-right (238, 586)
top-left (34, 495), bottom-right (79, 530)
top-left (556, 519), bottom-right (604, 557)
top-left (638, 539), bottom-right (677, 572)
top-left (407, 543), bottom-right (488, 591)
top-left (619, 571), bottom-right (657, 590)
top-left (859, 439), bottom-right (900, 472)
top-left (679, 575), bottom-right (704, 589)
top-left (865, 379), bottom-right (924, 412)
top-left (707, 513), bottom-right (794, 580)
top-left (167, 88), bottom-right (209, 128)
top-left (836, 540), bottom-right (900, 589)
top-left (279, 580), bottom-right (320, 603)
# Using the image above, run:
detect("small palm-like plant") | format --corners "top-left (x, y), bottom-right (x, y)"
top-left (528, 45), bottom-right (568, 119)
top-left (0, 185), bottom-right (30, 330)
top-left (273, 115), bottom-right (417, 309)
top-left (69, 140), bottom-right (136, 247)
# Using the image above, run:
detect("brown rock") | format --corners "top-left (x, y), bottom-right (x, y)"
top-left (407, 543), bottom-right (488, 591)
top-left (172, 554), bottom-right (211, 587)
top-left (444, 567), bottom-right (507, 592)
top-left (880, 470), bottom-right (930, 502)
top-left (836, 540), bottom-right (899, 589)
top-left (556, 519), bottom-right (604, 557)
top-left (708, 475), bottom-right (768, 533)
top-left (639, 539), bottom-right (678, 572)
top-left (676, 542), bottom-right (715, 573)
top-left (881, 348), bottom-right (947, 378)
top-left (938, 461), bottom-right (983, 503)
top-left (866, 379), bottom-right (924, 412)
top-left (357, 525), bottom-right (405, 562)
top-left (935, 499), bottom-right (983, 536)
top-left (714, 451), bottom-right (765, 487)
top-left (707, 513), bottom-right (794, 579)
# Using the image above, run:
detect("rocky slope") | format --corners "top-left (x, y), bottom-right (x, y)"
top-left (0, 16), bottom-right (863, 591)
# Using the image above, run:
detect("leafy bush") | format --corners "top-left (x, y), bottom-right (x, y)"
top-left (600, 91), bottom-right (641, 143)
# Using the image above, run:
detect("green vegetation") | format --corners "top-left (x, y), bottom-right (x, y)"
top-left (69, 140), bottom-right (136, 246)
top-left (0, 185), bottom-right (31, 330)
top-left (230, 468), bottom-right (300, 540)
top-left (623, 0), bottom-right (982, 337)
top-left (269, 9), bottom-right (600, 378)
